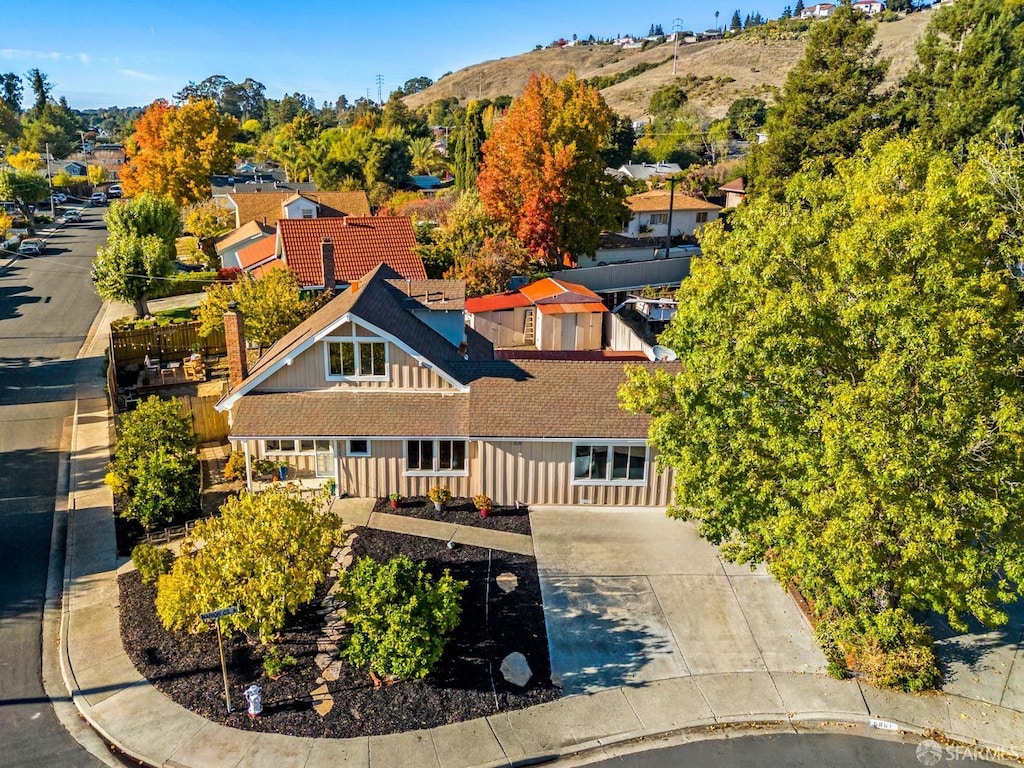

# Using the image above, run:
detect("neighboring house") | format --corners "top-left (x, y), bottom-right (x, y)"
top-left (215, 220), bottom-right (276, 270)
top-left (216, 264), bottom-right (676, 506)
top-left (465, 277), bottom-right (609, 353)
top-left (242, 216), bottom-right (427, 289)
top-left (224, 190), bottom-right (371, 229)
top-left (718, 177), bottom-right (747, 208)
top-left (236, 233), bottom-right (279, 277)
top-left (800, 2), bottom-right (836, 17)
top-left (852, 0), bottom-right (885, 14)
top-left (621, 189), bottom-right (722, 240)
top-left (62, 162), bottom-right (88, 176)
top-left (610, 162), bottom-right (683, 182)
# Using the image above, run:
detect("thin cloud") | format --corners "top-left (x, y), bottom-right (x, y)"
top-left (118, 68), bottom-right (160, 82)
top-left (0, 48), bottom-right (61, 60)
top-left (78, 53), bottom-right (91, 64)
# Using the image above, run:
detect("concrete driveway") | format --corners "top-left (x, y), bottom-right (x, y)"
top-left (530, 507), bottom-right (826, 694)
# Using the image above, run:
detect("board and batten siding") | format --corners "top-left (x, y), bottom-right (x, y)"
top-left (477, 440), bottom-right (673, 506)
top-left (255, 336), bottom-right (455, 391)
top-left (537, 312), bottom-right (603, 352)
top-left (336, 439), bottom-right (472, 499)
top-left (470, 308), bottom-right (531, 348)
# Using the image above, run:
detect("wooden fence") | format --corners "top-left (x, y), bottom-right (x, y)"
top-left (179, 392), bottom-right (230, 442)
top-left (110, 321), bottom-right (226, 368)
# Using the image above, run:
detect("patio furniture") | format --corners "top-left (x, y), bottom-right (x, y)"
top-left (183, 356), bottom-right (205, 381)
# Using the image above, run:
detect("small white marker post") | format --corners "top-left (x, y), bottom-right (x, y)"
top-left (201, 605), bottom-right (240, 713)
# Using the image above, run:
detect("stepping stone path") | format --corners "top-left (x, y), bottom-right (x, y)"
top-left (495, 572), bottom-right (518, 593)
top-left (309, 530), bottom-right (358, 717)
top-left (500, 651), bottom-right (533, 687)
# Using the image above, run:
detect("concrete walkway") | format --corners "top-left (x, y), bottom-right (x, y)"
top-left (53, 302), bottom-right (1024, 767)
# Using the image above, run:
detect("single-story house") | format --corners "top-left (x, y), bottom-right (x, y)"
top-left (620, 189), bottom-right (722, 240)
top-left (63, 162), bottom-right (88, 177)
top-left (216, 264), bottom-right (676, 506)
top-left (718, 177), bottom-right (746, 208)
top-left (215, 220), bottom-right (276, 270)
top-left (800, 2), bottom-right (836, 17)
top-left (852, 0), bottom-right (884, 14)
top-left (223, 190), bottom-right (371, 229)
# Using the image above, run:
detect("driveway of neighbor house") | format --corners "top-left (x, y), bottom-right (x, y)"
top-left (530, 506), bottom-right (826, 694)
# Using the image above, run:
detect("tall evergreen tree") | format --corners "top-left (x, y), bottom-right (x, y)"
top-left (730, 10), bottom-right (743, 29)
top-left (745, 4), bottom-right (888, 199)
top-left (454, 101), bottom-right (485, 191)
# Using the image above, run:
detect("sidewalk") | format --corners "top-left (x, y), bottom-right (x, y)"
top-left (54, 302), bottom-right (1024, 768)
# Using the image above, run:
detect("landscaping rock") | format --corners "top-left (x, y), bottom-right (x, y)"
top-left (500, 652), bottom-right (533, 687)
top-left (496, 572), bottom-right (519, 593)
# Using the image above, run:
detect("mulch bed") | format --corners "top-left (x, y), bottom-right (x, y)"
top-left (119, 527), bottom-right (560, 738)
top-left (375, 496), bottom-right (532, 536)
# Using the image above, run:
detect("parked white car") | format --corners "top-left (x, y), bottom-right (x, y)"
top-left (62, 209), bottom-right (82, 223)
top-left (90, 192), bottom-right (107, 205)
top-left (18, 238), bottom-right (43, 255)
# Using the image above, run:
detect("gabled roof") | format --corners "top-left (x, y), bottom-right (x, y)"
top-left (279, 216), bottom-right (427, 288)
top-left (228, 190), bottom-right (371, 228)
top-left (237, 235), bottom-right (278, 270)
top-left (282, 192), bottom-right (319, 208)
top-left (626, 189), bottom-right (722, 213)
top-left (385, 278), bottom-right (466, 311)
top-left (220, 264), bottom-right (468, 409)
top-left (718, 177), bottom-right (746, 194)
top-left (215, 220), bottom-right (276, 253)
top-left (466, 277), bottom-right (608, 316)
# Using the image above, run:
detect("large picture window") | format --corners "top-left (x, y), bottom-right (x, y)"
top-left (573, 442), bottom-right (647, 484)
top-left (406, 439), bottom-right (467, 475)
top-left (326, 339), bottom-right (387, 379)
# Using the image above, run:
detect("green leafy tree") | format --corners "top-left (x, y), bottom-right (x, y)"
top-left (408, 136), bottom-right (447, 176)
top-left (0, 169), bottom-right (48, 227)
top-left (416, 190), bottom-right (506, 277)
top-left (108, 396), bottom-right (195, 485)
top-left (195, 268), bottom-right (310, 348)
top-left (895, 0), bottom-right (1024, 150)
top-left (155, 486), bottom-right (342, 643)
top-left (600, 113), bottom-right (636, 168)
top-left (621, 134), bottom-right (1024, 684)
top-left (126, 446), bottom-right (199, 530)
top-left (26, 68), bottom-right (52, 118)
top-left (449, 235), bottom-right (536, 297)
top-left (105, 192), bottom-right (182, 259)
top-left (453, 101), bottom-right (485, 191)
top-left (726, 97), bottom-right (768, 139)
top-left (745, 4), bottom-right (888, 199)
top-left (363, 131), bottom-right (413, 189)
top-left (478, 72), bottom-right (626, 265)
top-left (92, 232), bottom-right (174, 317)
top-left (648, 83), bottom-right (689, 119)
top-left (340, 554), bottom-right (465, 682)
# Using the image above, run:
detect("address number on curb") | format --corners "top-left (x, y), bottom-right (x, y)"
top-left (869, 719), bottom-right (899, 731)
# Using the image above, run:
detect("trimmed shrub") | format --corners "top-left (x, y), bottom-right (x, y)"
top-left (340, 555), bottom-right (465, 681)
top-left (131, 542), bottom-right (174, 584)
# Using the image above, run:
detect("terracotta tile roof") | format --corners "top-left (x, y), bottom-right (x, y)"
top-left (237, 235), bottom-right (278, 270)
top-left (228, 190), bottom-right (371, 228)
top-left (251, 261), bottom-right (286, 279)
top-left (626, 189), bottom-right (722, 213)
top-left (229, 359), bottom-right (680, 439)
top-left (279, 216), bottom-right (427, 288)
top-left (464, 292), bottom-right (533, 313)
top-left (214, 220), bottom-right (275, 253)
top-left (718, 177), bottom-right (746, 193)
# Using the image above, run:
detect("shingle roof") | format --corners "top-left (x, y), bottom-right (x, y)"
top-left (626, 189), bottom-right (722, 213)
top-left (385, 278), bottom-right (466, 311)
top-left (228, 190), bottom-right (371, 228)
top-left (279, 216), bottom-right (427, 288)
top-left (229, 359), bottom-right (679, 439)
top-left (718, 177), bottom-right (746, 193)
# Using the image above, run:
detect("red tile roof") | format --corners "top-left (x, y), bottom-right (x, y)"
top-left (519, 277), bottom-right (603, 304)
top-left (279, 217), bottom-right (427, 288)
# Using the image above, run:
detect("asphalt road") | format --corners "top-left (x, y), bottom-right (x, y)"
top-left (586, 731), bottom-right (1010, 767)
top-left (0, 205), bottom-right (107, 768)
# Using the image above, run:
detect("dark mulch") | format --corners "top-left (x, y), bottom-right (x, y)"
top-left (119, 527), bottom-right (559, 738)
top-left (375, 496), bottom-right (532, 536)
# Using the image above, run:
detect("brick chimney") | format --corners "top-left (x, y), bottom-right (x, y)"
top-left (224, 301), bottom-right (248, 389)
top-left (321, 237), bottom-right (335, 291)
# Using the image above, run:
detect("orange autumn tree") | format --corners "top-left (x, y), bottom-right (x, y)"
top-left (477, 72), bottom-right (626, 266)
top-left (122, 99), bottom-right (237, 206)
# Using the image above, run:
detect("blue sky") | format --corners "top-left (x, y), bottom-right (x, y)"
top-left (2, 1), bottom-right (765, 110)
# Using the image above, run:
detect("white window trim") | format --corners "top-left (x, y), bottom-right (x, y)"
top-left (571, 440), bottom-right (649, 486)
top-left (346, 439), bottom-right (371, 457)
top-left (403, 438), bottom-right (470, 477)
top-left (264, 438), bottom-right (327, 455)
top-left (324, 334), bottom-right (390, 382)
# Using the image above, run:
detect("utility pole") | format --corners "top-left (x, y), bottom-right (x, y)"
top-left (375, 74), bottom-right (384, 106)
top-left (46, 142), bottom-right (54, 218)
top-left (664, 176), bottom-right (677, 258)
top-left (672, 18), bottom-right (683, 74)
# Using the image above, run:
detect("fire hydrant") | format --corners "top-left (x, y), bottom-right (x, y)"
top-left (243, 684), bottom-right (263, 718)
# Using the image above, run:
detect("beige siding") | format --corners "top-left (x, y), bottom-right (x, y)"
top-left (256, 337), bottom-right (455, 391)
top-left (336, 439), bottom-right (472, 499)
top-left (472, 309), bottom-right (530, 348)
top-left (478, 440), bottom-right (673, 506)
top-left (538, 313), bottom-right (603, 351)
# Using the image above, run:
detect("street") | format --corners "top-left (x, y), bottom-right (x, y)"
top-left (0, 206), bottom-right (107, 768)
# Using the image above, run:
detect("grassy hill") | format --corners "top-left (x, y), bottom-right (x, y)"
top-left (405, 11), bottom-right (933, 120)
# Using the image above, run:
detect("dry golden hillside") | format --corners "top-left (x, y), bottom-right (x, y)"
top-left (405, 11), bottom-right (933, 120)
